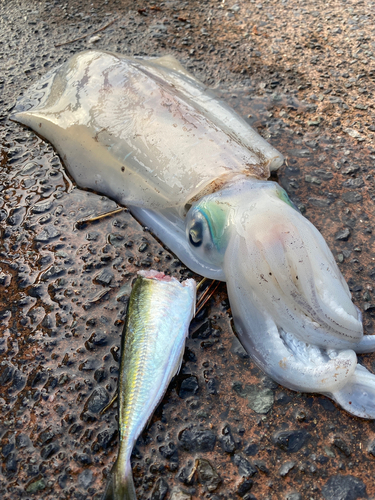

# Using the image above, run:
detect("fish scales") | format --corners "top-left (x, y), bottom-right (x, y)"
top-left (104, 270), bottom-right (196, 499)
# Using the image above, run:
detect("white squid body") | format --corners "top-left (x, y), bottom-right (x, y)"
top-left (13, 50), bottom-right (375, 418)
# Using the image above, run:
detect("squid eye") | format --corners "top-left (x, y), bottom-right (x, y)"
top-left (189, 220), bottom-right (203, 247)
top-left (186, 201), bottom-right (228, 268)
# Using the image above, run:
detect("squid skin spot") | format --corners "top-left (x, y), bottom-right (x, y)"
top-left (296, 276), bottom-right (299, 280)
top-left (121, 166), bottom-right (125, 172)
top-left (269, 272), bottom-right (272, 276)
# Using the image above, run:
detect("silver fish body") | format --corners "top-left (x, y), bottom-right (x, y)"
top-left (104, 270), bottom-right (196, 500)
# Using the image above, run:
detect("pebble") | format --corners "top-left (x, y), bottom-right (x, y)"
top-left (332, 436), bottom-right (351, 457)
top-left (279, 460), bottom-right (296, 477)
top-left (179, 376), bottom-right (199, 398)
top-left (35, 225), bottom-right (61, 242)
top-left (196, 458), bottom-right (221, 492)
top-left (285, 493), bottom-right (302, 500)
top-left (335, 228), bottom-right (351, 241)
top-left (342, 192), bottom-right (362, 203)
top-left (94, 269), bottom-right (114, 286)
top-left (220, 425), bottom-right (237, 454)
top-left (272, 430), bottom-right (310, 453)
top-left (236, 478), bottom-right (254, 497)
top-left (170, 489), bottom-right (191, 500)
top-left (342, 178), bottom-right (365, 188)
top-left (232, 454), bottom-right (257, 477)
top-left (179, 428), bottom-right (216, 452)
top-left (159, 441), bottom-right (178, 461)
top-left (85, 386), bottom-right (110, 413)
top-left (40, 442), bottom-right (59, 460)
top-left (78, 469), bottom-right (94, 488)
top-left (151, 478), bottom-right (169, 500)
top-left (92, 427), bottom-right (118, 452)
top-left (25, 478), bottom-right (46, 493)
top-left (233, 381), bottom-right (274, 414)
top-left (321, 474), bottom-right (366, 500)
top-left (344, 128), bottom-right (363, 140)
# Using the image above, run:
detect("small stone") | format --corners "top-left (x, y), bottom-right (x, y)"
top-left (31, 198), bottom-right (54, 214)
top-left (159, 442), bottom-right (178, 461)
top-left (335, 228), bottom-right (351, 241)
top-left (179, 429), bottom-right (216, 452)
top-left (344, 128), bottom-right (363, 139)
top-left (41, 443), bottom-right (59, 460)
top-left (94, 269), bottom-right (114, 286)
top-left (26, 478), bottom-right (46, 493)
top-left (286, 493), bottom-right (302, 500)
top-left (342, 192), bottom-right (362, 203)
top-left (236, 478), bottom-right (253, 497)
top-left (322, 474), bottom-right (366, 500)
top-left (138, 242), bottom-right (148, 252)
top-left (40, 265), bottom-right (64, 281)
top-left (151, 478), bottom-right (169, 500)
top-left (170, 488), bottom-right (191, 500)
top-left (85, 386), bottom-right (110, 413)
top-left (333, 436), bottom-right (351, 457)
top-left (367, 440), bottom-right (375, 457)
top-left (78, 469), bottom-right (94, 488)
top-left (35, 225), bottom-right (61, 242)
top-left (232, 454), bottom-right (257, 477)
top-left (279, 460), bottom-right (296, 477)
top-left (191, 320), bottom-right (212, 339)
top-left (220, 425), bottom-right (237, 454)
top-left (247, 388), bottom-right (274, 414)
top-left (272, 430), bottom-right (310, 453)
top-left (178, 376), bottom-right (199, 398)
top-left (308, 197), bottom-right (331, 208)
top-left (196, 458), bottom-right (221, 492)
top-left (342, 178), bottom-right (365, 188)
top-left (275, 392), bottom-right (292, 405)
top-left (92, 427), bottom-right (118, 452)
top-left (89, 35), bottom-right (101, 43)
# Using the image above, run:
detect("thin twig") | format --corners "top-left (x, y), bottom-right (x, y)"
top-left (100, 393), bottom-right (118, 415)
top-left (55, 16), bottom-right (120, 48)
top-left (195, 280), bottom-right (220, 317)
top-left (196, 277), bottom-right (209, 292)
top-left (75, 207), bottom-right (125, 229)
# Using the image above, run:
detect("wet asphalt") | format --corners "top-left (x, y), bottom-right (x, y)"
top-left (0, 0), bottom-right (375, 499)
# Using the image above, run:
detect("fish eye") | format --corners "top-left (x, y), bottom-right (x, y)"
top-left (189, 220), bottom-right (203, 247)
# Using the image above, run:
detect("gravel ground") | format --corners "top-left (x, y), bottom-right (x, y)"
top-left (1, 0), bottom-right (375, 499)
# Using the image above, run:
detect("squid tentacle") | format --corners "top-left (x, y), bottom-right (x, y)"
top-left (225, 233), bottom-right (375, 418)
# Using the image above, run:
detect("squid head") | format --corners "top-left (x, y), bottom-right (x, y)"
top-left (186, 176), bottom-right (375, 418)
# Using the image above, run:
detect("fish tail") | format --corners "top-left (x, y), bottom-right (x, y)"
top-left (103, 459), bottom-right (136, 500)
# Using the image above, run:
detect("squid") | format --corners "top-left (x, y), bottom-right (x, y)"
top-left (12, 50), bottom-right (375, 418)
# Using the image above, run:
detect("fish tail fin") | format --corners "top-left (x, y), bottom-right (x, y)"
top-left (103, 459), bottom-right (136, 500)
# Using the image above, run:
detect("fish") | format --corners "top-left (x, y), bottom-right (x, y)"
top-left (103, 269), bottom-right (196, 500)
top-left (11, 50), bottom-right (375, 418)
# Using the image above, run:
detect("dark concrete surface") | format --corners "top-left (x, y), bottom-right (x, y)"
top-left (0, 0), bottom-right (375, 499)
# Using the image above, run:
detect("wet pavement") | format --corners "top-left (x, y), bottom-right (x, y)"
top-left (1, 0), bottom-right (375, 499)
